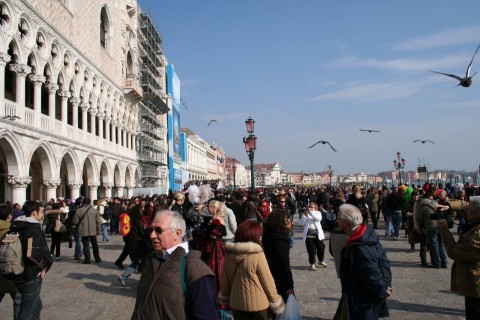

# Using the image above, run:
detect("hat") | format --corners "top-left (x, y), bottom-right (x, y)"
top-left (12, 209), bottom-right (25, 220)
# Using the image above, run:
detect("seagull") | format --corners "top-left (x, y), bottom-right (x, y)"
top-left (427, 43), bottom-right (480, 87)
top-left (413, 139), bottom-right (435, 144)
top-left (207, 119), bottom-right (218, 126)
top-left (308, 140), bottom-right (337, 152)
top-left (2, 115), bottom-right (20, 121)
top-left (359, 129), bottom-right (380, 133)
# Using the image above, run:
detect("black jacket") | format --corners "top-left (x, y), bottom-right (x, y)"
top-left (262, 228), bottom-right (294, 301)
top-left (10, 217), bottom-right (53, 281)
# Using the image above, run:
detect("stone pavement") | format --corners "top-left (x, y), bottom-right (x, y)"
top-left (0, 219), bottom-right (465, 320)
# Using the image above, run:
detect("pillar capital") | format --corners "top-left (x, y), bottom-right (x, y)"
top-left (29, 74), bottom-right (46, 83)
top-left (8, 176), bottom-right (32, 188)
top-left (58, 90), bottom-right (71, 99)
top-left (69, 181), bottom-right (83, 189)
top-left (105, 115), bottom-right (111, 123)
top-left (97, 112), bottom-right (105, 120)
top-left (116, 184), bottom-right (125, 189)
top-left (103, 183), bottom-right (114, 189)
top-left (89, 108), bottom-right (98, 116)
top-left (9, 63), bottom-right (31, 75)
top-left (0, 53), bottom-right (11, 66)
top-left (87, 182), bottom-right (100, 188)
top-left (70, 97), bottom-right (81, 105)
top-left (47, 83), bottom-right (59, 93)
top-left (43, 179), bottom-right (61, 188)
top-left (80, 103), bottom-right (90, 111)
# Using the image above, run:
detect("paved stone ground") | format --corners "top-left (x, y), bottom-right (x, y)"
top-left (0, 219), bottom-right (465, 320)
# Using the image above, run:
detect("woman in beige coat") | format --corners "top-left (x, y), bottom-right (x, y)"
top-left (219, 220), bottom-right (284, 320)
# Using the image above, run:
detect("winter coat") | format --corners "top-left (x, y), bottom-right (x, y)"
top-left (72, 205), bottom-right (102, 237)
top-left (339, 224), bottom-right (391, 319)
top-left (9, 216), bottom-right (53, 281)
top-left (222, 206), bottom-right (237, 241)
top-left (218, 242), bottom-right (284, 314)
top-left (127, 212), bottom-right (146, 263)
top-left (243, 200), bottom-right (260, 221)
top-left (414, 198), bottom-right (438, 232)
top-left (299, 210), bottom-right (325, 241)
top-left (45, 209), bottom-right (66, 230)
top-left (262, 228), bottom-right (294, 300)
top-left (0, 219), bottom-right (10, 239)
top-left (131, 247), bottom-right (218, 320)
top-left (440, 220), bottom-right (480, 298)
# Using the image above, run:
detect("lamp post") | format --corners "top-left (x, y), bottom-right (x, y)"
top-left (232, 163), bottom-right (237, 191)
top-left (243, 117), bottom-right (257, 192)
top-left (393, 151), bottom-right (406, 186)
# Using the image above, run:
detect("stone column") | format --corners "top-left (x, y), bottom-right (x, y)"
top-left (126, 131), bottom-right (131, 149)
top-left (70, 97), bottom-right (81, 128)
top-left (0, 53), bottom-right (11, 113)
top-left (8, 177), bottom-right (32, 205)
top-left (10, 64), bottom-right (31, 118)
top-left (111, 120), bottom-right (117, 144)
top-left (88, 182), bottom-right (99, 201)
top-left (47, 83), bottom-right (59, 118)
top-left (69, 181), bottom-right (83, 200)
top-left (132, 133), bottom-right (137, 152)
top-left (89, 108), bottom-right (98, 136)
top-left (126, 186), bottom-right (134, 199)
top-left (103, 183), bottom-right (113, 198)
top-left (29, 75), bottom-right (46, 113)
top-left (97, 112), bottom-right (104, 139)
top-left (117, 125), bottom-right (123, 146)
top-left (81, 103), bottom-right (89, 132)
top-left (43, 179), bottom-right (61, 201)
top-left (116, 184), bottom-right (125, 197)
top-left (58, 91), bottom-right (71, 123)
top-left (104, 116), bottom-right (111, 142)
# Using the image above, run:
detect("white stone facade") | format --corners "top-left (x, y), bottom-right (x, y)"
top-left (0, 0), bottom-right (142, 204)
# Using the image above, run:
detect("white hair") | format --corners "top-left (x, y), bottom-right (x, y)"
top-left (338, 204), bottom-right (363, 227)
top-left (155, 210), bottom-right (186, 239)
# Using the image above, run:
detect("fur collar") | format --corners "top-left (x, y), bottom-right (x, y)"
top-left (225, 241), bottom-right (263, 254)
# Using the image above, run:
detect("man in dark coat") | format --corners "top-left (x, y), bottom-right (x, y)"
top-left (336, 204), bottom-right (392, 320)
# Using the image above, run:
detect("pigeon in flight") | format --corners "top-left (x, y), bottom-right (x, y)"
top-left (359, 129), bottom-right (380, 133)
top-left (427, 43), bottom-right (480, 87)
top-left (413, 139), bottom-right (435, 144)
top-left (308, 140), bottom-right (337, 152)
top-left (207, 120), bottom-right (218, 126)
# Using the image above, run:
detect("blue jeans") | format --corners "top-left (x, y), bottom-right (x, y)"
top-left (392, 211), bottom-right (402, 238)
top-left (427, 227), bottom-right (447, 267)
top-left (13, 276), bottom-right (43, 320)
top-left (101, 224), bottom-right (109, 241)
top-left (72, 228), bottom-right (83, 259)
top-left (385, 215), bottom-right (393, 236)
top-left (120, 260), bottom-right (140, 281)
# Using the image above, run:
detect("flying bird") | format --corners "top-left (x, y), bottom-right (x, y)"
top-left (2, 115), bottom-right (20, 121)
top-left (207, 119), bottom-right (218, 126)
top-left (359, 129), bottom-right (380, 133)
top-left (427, 43), bottom-right (480, 87)
top-left (308, 140), bottom-right (337, 152)
top-left (413, 139), bottom-right (435, 144)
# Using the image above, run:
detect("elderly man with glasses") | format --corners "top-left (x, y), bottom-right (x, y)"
top-left (131, 210), bottom-right (219, 320)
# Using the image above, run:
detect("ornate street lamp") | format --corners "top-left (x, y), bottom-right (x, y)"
top-left (393, 151), bottom-right (406, 186)
top-left (243, 117), bottom-right (257, 191)
top-left (232, 163), bottom-right (237, 191)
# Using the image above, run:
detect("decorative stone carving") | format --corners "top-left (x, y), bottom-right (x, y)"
top-left (69, 181), bottom-right (83, 189)
top-left (0, 53), bottom-right (11, 66)
top-left (58, 90), bottom-right (71, 99)
top-left (87, 182), bottom-right (100, 188)
top-left (47, 83), bottom-right (59, 93)
top-left (70, 97), bottom-right (81, 105)
top-left (29, 74), bottom-right (46, 83)
top-left (9, 64), bottom-right (31, 75)
top-left (80, 103), bottom-right (90, 111)
top-left (43, 179), bottom-right (61, 188)
top-left (103, 183), bottom-right (113, 190)
top-left (8, 177), bottom-right (32, 188)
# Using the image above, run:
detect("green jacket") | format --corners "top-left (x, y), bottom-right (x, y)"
top-left (440, 221), bottom-right (480, 298)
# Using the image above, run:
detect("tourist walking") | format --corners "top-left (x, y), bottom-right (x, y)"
top-left (72, 197), bottom-right (102, 264)
top-left (299, 203), bottom-right (327, 271)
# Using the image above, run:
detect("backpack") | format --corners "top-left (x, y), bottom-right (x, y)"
top-left (0, 232), bottom-right (24, 275)
top-left (103, 205), bottom-right (113, 220)
top-left (119, 213), bottom-right (131, 237)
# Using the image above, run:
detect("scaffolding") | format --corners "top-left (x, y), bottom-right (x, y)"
top-left (137, 10), bottom-right (169, 188)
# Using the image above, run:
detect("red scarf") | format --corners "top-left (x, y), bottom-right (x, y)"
top-left (345, 223), bottom-right (367, 246)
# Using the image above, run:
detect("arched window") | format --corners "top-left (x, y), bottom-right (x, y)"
top-left (100, 7), bottom-right (110, 50)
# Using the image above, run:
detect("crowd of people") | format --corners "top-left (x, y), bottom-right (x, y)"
top-left (0, 179), bottom-right (479, 319)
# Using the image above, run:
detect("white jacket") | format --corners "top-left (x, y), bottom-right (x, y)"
top-left (299, 210), bottom-right (325, 241)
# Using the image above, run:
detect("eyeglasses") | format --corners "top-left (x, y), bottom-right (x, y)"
top-left (149, 226), bottom-right (175, 235)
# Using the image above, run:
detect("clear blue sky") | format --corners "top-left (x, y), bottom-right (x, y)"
top-left (138, 0), bottom-right (480, 175)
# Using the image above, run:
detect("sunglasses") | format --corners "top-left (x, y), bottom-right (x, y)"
top-left (149, 226), bottom-right (175, 235)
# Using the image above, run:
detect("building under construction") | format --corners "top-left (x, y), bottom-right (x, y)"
top-left (137, 10), bottom-right (170, 193)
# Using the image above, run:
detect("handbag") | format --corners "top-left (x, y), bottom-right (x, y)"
top-left (54, 220), bottom-right (67, 233)
top-left (276, 294), bottom-right (302, 320)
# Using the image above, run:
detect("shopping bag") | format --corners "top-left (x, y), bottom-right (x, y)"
top-left (276, 294), bottom-right (302, 320)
